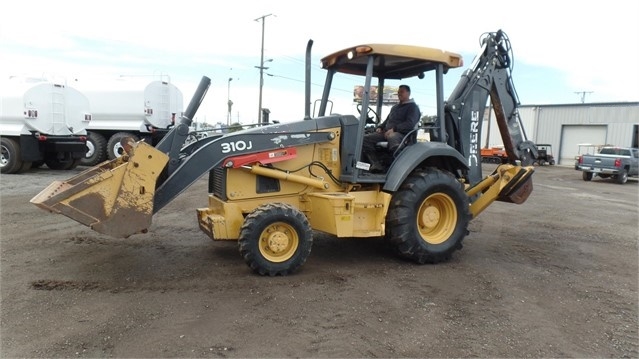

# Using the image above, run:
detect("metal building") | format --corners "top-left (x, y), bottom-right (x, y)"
top-left (482, 102), bottom-right (639, 166)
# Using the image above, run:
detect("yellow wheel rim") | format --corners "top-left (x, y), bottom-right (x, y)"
top-left (258, 222), bottom-right (299, 263)
top-left (417, 193), bottom-right (457, 245)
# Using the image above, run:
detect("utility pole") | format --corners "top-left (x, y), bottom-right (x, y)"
top-left (255, 13), bottom-right (274, 124)
top-left (574, 91), bottom-right (593, 103)
top-left (227, 77), bottom-right (233, 126)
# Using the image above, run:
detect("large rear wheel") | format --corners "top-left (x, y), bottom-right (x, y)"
top-left (45, 156), bottom-right (75, 170)
top-left (107, 132), bottom-right (139, 160)
top-left (582, 171), bottom-right (593, 181)
top-left (81, 132), bottom-right (107, 166)
top-left (0, 138), bottom-right (30, 174)
top-left (238, 203), bottom-right (313, 276)
top-left (386, 168), bottom-right (470, 264)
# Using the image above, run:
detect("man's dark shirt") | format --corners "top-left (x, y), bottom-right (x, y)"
top-left (377, 99), bottom-right (420, 134)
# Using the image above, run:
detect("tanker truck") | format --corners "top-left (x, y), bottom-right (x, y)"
top-left (74, 77), bottom-right (184, 166)
top-left (0, 76), bottom-right (91, 174)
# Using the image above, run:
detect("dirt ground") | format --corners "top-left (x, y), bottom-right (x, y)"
top-left (1, 163), bottom-right (637, 358)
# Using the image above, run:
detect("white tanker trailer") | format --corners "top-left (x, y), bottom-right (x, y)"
top-left (74, 78), bottom-right (184, 166)
top-left (0, 77), bottom-right (91, 174)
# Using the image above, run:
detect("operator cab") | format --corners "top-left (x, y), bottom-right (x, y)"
top-left (314, 43), bottom-right (464, 179)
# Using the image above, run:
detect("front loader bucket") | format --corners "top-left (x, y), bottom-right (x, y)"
top-left (30, 140), bottom-right (168, 238)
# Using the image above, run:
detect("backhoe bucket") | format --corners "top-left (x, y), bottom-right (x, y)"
top-left (30, 139), bottom-right (168, 238)
top-left (496, 166), bottom-right (534, 204)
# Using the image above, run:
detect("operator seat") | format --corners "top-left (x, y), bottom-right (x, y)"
top-left (375, 125), bottom-right (420, 158)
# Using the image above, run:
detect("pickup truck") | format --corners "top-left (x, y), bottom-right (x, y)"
top-left (577, 146), bottom-right (639, 184)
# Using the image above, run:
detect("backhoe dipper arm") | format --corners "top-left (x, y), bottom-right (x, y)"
top-left (443, 30), bottom-right (537, 185)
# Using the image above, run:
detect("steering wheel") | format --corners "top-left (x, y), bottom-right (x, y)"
top-left (356, 104), bottom-right (379, 124)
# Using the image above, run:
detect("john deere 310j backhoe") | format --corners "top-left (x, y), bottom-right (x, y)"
top-left (32, 30), bottom-right (537, 276)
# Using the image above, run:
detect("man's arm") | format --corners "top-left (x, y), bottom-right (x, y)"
top-left (394, 103), bottom-right (420, 133)
top-left (377, 117), bottom-right (388, 131)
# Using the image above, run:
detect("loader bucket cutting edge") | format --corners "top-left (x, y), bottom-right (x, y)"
top-left (30, 141), bottom-right (169, 238)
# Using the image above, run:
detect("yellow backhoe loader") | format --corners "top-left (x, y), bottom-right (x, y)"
top-left (32, 30), bottom-right (537, 275)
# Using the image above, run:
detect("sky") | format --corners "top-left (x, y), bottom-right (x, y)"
top-left (1, 0), bottom-right (638, 125)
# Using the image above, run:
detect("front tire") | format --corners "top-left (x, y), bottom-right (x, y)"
top-left (238, 203), bottom-right (313, 276)
top-left (386, 168), bottom-right (470, 264)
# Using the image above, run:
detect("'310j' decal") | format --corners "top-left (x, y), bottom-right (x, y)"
top-left (221, 140), bottom-right (253, 153)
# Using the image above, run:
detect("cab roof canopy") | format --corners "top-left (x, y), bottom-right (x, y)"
top-left (320, 44), bottom-right (464, 79)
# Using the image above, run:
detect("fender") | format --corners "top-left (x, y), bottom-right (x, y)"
top-left (383, 141), bottom-right (469, 192)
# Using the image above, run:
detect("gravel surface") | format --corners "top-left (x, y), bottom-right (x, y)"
top-left (1, 163), bottom-right (637, 358)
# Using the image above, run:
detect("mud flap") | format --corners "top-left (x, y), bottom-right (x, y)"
top-left (30, 140), bottom-right (168, 238)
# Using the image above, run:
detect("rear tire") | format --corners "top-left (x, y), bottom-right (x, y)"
top-left (582, 171), bottom-right (593, 181)
top-left (616, 169), bottom-right (628, 184)
top-left (386, 168), bottom-right (470, 264)
top-left (0, 138), bottom-right (28, 174)
top-left (68, 159), bottom-right (81, 170)
top-left (45, 157), bottom-right (74, 170)
top-left (238, 203), bottom-right (313, 276)
top-left (18, 161), bottom-right (32, 173)
top-left (81, 132), bottom-right (107, 166)
top-left (106, 132), bottom-right (139, 160)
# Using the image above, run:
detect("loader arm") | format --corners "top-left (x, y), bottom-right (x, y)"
top-left (152, 126), bottom-right (334, 214)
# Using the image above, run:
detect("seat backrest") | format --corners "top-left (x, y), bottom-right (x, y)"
top-left (391, 127), bottom-right (420, 157)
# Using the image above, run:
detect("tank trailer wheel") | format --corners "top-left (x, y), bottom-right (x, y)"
top-left (107, 132), bottom-right (139, 160)
top-left (386, 168), bottom-right (470, 264)
top-left (44, 157), bottom-right (74, 170)
top-left (67, 159), bottom-right (81, 170)
top-left (0, 138), bottom-right (31, 174)
top-left (239, 203), bottom-right (313, 276)
top-left (81, 132), bottom-right (107, 166)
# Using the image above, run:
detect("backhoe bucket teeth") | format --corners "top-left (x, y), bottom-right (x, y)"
top-left (30, 140), bottom-right (169, 238)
